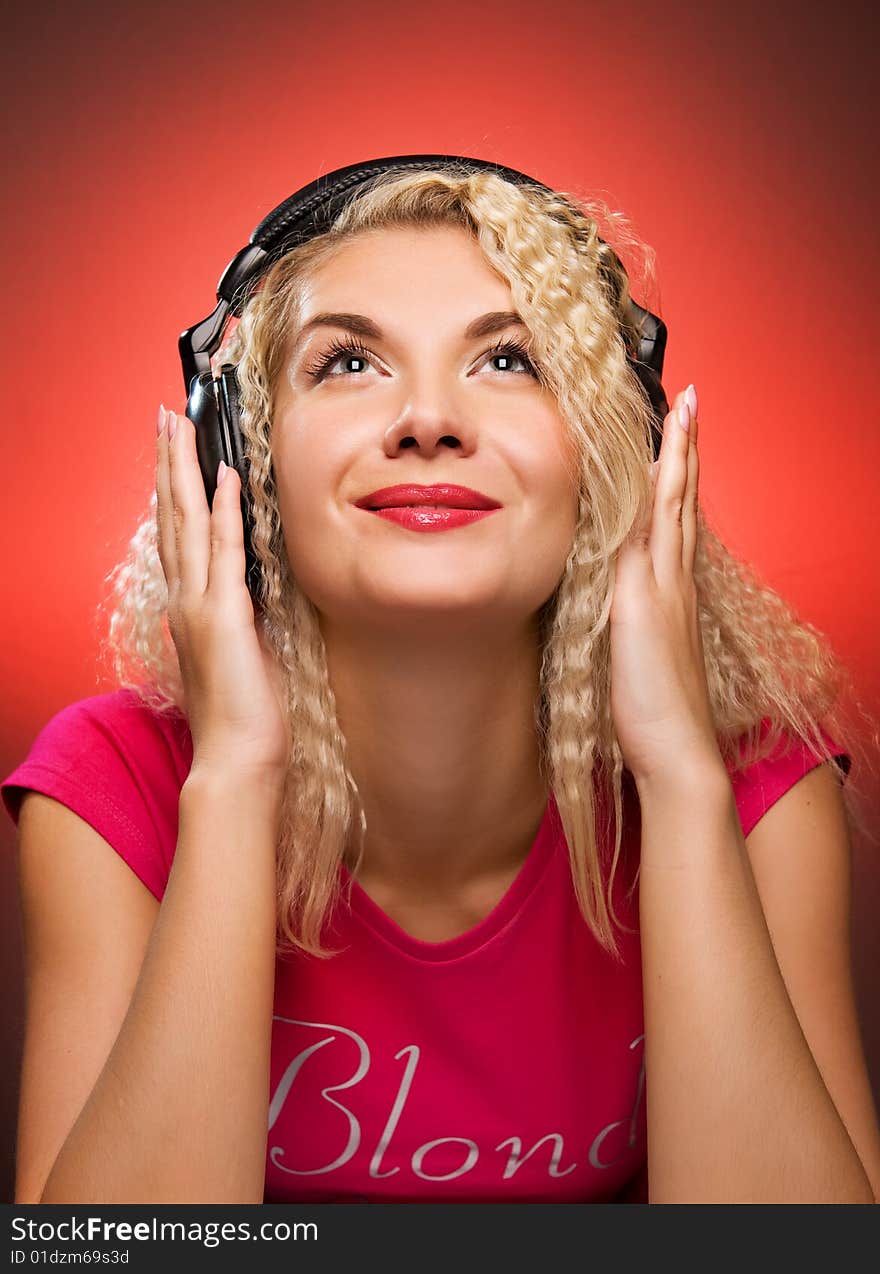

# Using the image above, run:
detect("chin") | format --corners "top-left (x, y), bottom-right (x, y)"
top-left (311, 585), bottom-right (531, 637)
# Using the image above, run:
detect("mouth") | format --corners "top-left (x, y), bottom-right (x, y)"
top-left (357, 504), bottom-right (501, 532)
top-left (354, 484), bottom-right (502, 511)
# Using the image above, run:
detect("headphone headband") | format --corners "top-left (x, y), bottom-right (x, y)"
top-left (222, 155), bottom-right (587, 307)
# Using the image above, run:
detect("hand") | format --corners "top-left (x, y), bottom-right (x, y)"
top-left (155, 404), bottom-right (289, 777)
top-left (608, 385), bottom-right (722, 789)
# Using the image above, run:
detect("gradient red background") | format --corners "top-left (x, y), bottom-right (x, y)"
top-left (2, 0), bottom-right (878, 1203)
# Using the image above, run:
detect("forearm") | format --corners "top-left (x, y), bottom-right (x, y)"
top-left (40, 766), bottom-right (282, 1204)
top-left (637, 764), bottom-right (874, 1203)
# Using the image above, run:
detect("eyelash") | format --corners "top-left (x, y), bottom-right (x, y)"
top-left (303, 336), bottom-right (539, 382)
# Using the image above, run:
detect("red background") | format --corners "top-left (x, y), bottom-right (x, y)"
top-left (2, 0), bottom-right (878, 1203)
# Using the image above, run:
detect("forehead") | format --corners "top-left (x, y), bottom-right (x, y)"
top-left (300, 224), bottom-right (513, 305)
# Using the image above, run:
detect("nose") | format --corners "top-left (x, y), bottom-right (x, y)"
top-left (382, 381), bottom-right (478, 459)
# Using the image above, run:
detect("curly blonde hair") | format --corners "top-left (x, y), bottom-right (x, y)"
top-left (97, 162), bottom-right (878, 962)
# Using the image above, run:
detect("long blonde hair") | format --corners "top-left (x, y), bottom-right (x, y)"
top-left (98, 163), bottom-right (877, 961)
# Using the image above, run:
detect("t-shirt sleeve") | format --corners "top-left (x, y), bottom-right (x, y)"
top-left (1, 689), bottom-right (192, 901)
top-left (726, 718), bottom-right (851, 840)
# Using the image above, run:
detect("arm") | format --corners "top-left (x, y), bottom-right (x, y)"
top-left (38, 765), bottom-right (282, 1204)
top-left (637, 758), bottom-right (877, 1203)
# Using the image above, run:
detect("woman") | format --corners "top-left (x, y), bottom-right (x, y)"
top-left (4, 162), bottom-right (880, 1204)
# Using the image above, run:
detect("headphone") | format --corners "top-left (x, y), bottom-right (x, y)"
top-left (178, 153), bottom-right (670, 602)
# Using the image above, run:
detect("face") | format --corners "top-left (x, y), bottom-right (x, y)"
top-left (270, 225), bottom-right (579, 639)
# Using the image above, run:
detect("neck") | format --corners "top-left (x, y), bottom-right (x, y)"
top-left (321, 614), bottom-right (550, 895)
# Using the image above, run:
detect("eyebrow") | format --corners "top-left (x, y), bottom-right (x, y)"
top-left (289, 309), bottom-right (528, 357)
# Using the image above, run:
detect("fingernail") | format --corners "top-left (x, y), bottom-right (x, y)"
top-left (685, 383), bottom-right (698, 417)
top-left (157, 404), bottom-right (167, 437)
top-left (677, 401), bottom-right (690, 432)
top-left (167, 410), bottom-right (178, 441)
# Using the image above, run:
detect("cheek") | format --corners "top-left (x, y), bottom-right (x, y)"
top-left (272, 403), bottom-right (356, 510)
top-left (534, 486), bottom-right (578, 593)
top-left (529, 438), bottom-right (579, 540)
top-left (272, 434), bottom-right (346, 592)
top-left (509, 450), bottom-right (579, 605)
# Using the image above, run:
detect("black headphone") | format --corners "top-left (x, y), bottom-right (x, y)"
top-left (178, 153), bottom-right (670, 601)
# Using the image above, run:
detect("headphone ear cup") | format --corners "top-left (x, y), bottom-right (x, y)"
top-left (186, 370), bottom-right (226, 505)
top-left (216, 364), bottom-right (247, 473)
top-left (216, 364), bottom-right (262, 604)
top-left (624, 300), bottom-right (669, 461)
top-left (626, 356), bottom-right (669, 462)
top-left (185, 365), bottom-right (261, 606)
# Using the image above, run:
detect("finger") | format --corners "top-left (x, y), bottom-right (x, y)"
top-left (648, 388), bottom-right (691, 589)
top-left (681, 387), bottom-right (699, 576)
top-left (205, 459), bottom-right (249, 603)
top-left (155, 405), bottom-right (178, 592)
top-left (168, 409), bottom-right (211, 598)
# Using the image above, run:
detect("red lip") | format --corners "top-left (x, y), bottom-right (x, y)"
top-left (354, 484), bottom-right (502, 510)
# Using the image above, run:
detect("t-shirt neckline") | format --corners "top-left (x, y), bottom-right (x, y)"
top-left (337, 792), bottom-right (562, 962)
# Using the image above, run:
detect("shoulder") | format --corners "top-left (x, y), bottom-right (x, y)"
top-left (724, 718), bottom-right (850, 841)
top-left (4, 689), bottom-right (191, 809)
top-left (54, 688), bottom-right (190, 761)
top-left (2, 688), bottom-right (193, 902)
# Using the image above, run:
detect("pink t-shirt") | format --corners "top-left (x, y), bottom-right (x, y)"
top-left (1, 689), bottom-right (849, 1204)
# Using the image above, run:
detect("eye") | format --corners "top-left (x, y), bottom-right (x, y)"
top-left (304, 337), bottom-right (376, 381)
top-left (481, 337), bottom-right (538, 378)
top-left (303, 335), bottom-right (540, 382)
